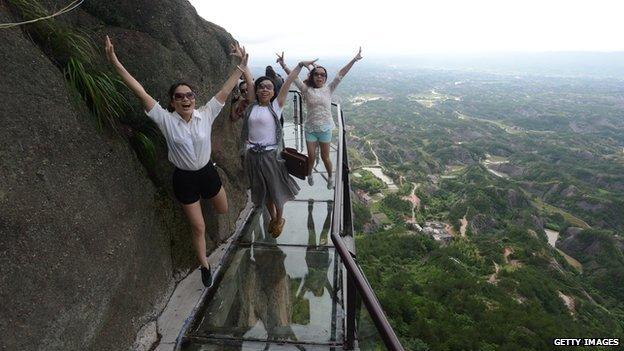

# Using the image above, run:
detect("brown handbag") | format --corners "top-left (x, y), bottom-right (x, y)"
top-left (281, 147), bottom-right (308, 180)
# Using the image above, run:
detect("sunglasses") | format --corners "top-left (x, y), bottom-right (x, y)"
top-left (173, 92), bottom-right (196, 101)
top-left (257, 84), bottom-right (274, 91)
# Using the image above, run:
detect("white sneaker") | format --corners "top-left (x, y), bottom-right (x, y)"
top-left (327, 175), bottom-right (334, 189)
top-left (308, 174), bottom-right (314, 186)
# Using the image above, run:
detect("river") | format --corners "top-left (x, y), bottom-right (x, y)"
top-left (362, 167), bottom-right (399, 191)
top-left (545, 229), bottom-right (583, 272)
top-left (482, 153), bottom-right (510, 179)
top-left (362, 141), bottom-right (399, 191)
top-left (545, 229), bottom-right (558, 247)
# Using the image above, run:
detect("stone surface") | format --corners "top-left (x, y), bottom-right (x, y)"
top-left (133, 321), bottom-right (159, 351)
top-left (0, 1), bottom-right (247, 350)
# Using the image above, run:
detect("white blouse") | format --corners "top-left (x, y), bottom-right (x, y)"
top-left (145, 97), bottom-right (224, 171)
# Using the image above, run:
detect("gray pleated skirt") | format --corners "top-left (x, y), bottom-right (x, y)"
top-left (245, 149), bottom-right (300, 209)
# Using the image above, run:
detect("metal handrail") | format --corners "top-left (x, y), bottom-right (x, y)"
top-left (331, 104), bottom-right (405, 351)
top-left (289, 90), bottom-right (304, 150)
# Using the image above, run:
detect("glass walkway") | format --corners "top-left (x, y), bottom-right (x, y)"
top-left (176, 99), bottom-right (404, 350)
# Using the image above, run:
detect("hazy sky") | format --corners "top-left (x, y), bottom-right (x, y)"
top-left (189, 0), bottom-right (623, 61)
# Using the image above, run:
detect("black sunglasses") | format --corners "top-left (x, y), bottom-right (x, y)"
top-left (173, 92), bottom-right (196, 101)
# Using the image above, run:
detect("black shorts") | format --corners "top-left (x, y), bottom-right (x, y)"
top-left (172, 161), bottom-right (222, 204)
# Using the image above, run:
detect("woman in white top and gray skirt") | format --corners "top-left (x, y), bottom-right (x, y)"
top-left (239, 59), bottom-right (317, 237)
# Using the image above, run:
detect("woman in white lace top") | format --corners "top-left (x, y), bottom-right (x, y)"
top-left (277, 48), bottom-right (362, 189)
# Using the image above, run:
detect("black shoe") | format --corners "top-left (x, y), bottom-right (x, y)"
top-left (200, 266), bottom-right (212, 287)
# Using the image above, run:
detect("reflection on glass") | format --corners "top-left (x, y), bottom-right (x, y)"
top-left (298, 200), bottom-right (333, 297)
top-left (195, 213), bottom-right (297, 343)
top-left (238, 215), bottom-right (297, 343)
top-left (190, 204), bottom-right (341, 348)
top-left (183, 339), bottom-right (338, 350)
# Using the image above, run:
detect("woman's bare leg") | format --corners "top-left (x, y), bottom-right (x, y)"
top-left (320, 142), bottom-right (332, 178)
top-left (306, 140), bottom-right (318, 176)
top-left (209, 187), bottom-right (228, 214)
top-left (181, 201), bottom-right (209, 268)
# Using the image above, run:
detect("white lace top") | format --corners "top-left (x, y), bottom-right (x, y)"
top-left (295, 74), bottom-right (342, 132)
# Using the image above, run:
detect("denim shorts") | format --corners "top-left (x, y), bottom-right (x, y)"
top-left (305, 130), bottom-right (332, 143)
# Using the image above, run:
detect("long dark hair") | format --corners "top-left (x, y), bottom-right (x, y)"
top-left (265, 65), bottom-right (279, 80)
top-left (254, 76), bottom-right (277, 102)
top-left (167, 82), bottom-right (195, 112)
top-left (304, 66), bottom-right (327, 88)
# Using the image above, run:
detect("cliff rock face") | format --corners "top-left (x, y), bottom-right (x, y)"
top-left (0, 1), bottom-right (246, 349)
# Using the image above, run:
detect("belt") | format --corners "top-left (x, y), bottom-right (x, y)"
top-left (248, 142), bottom-right (277, 153)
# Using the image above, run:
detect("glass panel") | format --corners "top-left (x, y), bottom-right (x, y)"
top-left (240, 202), bottom-right (334, 247)
top-left (282, 124), bottom-right (300, 148)
top-left (356, 301), bottom-right (386, 351)
top-left (294, 173), bottom-right (334, 202)
top-left (182, 338), bottom-right (341, 350)
top-left (189, 244), bottom-right (342, 344)
top-left (305, 148), bottom-right (338, 175)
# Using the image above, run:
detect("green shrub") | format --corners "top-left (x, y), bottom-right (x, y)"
top-left (65, 58), bottom-right (128, 131)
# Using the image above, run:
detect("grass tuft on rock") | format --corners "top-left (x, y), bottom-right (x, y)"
top-left (7, 0), bottom-right (160, 169)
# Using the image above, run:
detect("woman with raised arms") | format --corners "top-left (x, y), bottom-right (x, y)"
top-left (105, 35), bottom-right (247, 287)
top-left (277, 48), bottom-right (362, 189)
top-left (239, 58), bottom-right (318, 237)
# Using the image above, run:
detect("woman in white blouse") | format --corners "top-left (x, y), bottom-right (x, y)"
top-left (239, 59), bottom-right (317, 237)
top-left (277, 48), bottom-right (362, 189)
top-left (105, 35), bottom-right (246, 287)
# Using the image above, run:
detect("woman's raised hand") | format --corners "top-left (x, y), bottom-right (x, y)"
top-left (276, 51), bottom-right (285, 64)
top-left (241, 51), bottom-right (249, 68)
top-left (104, 35), bottom-right (119, 65)
top-left (354, 47), bottom-right (363, 61)
top-left (217, 43), bottom-right (249, 104)
top-left (299, 59), bottom-right (318, 68)
top-left (230, 43), bottom-right (246, 63)
top-left (103, 35), bottom-right (155, 111)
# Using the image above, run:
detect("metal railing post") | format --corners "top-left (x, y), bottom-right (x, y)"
top-left (289, 90), bottom-right (304, 151)
top-left (292, 92), bottom-right (299, 150)
top-left (341, 119), bottom-right (354, 238)
top-left (299, 91), bottom-right (304, 145)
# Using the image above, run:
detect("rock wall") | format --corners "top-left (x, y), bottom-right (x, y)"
top-left (0, 1), bottom-right (247, 349)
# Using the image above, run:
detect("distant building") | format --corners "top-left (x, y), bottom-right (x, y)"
top-left (421, 221), bottom-right (453, 244)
